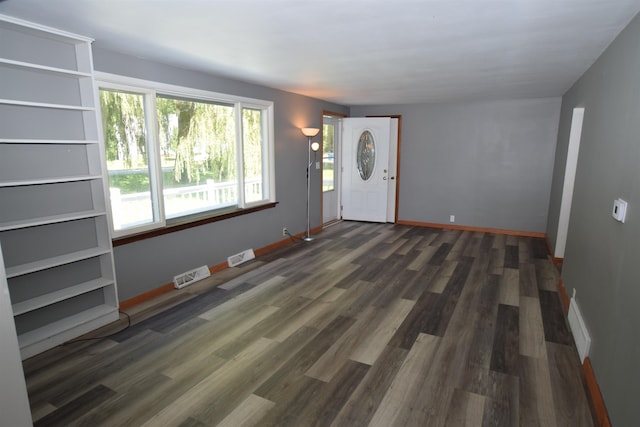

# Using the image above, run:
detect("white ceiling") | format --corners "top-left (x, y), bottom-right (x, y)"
top-left (2, 0), bottom-right (640, 105)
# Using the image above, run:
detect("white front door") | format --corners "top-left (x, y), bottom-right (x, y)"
top-left (342, 117), bottom-right (391, 222)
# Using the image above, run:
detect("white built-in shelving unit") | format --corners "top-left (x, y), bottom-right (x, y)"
top-left (0, 14), bottom-right (119, 359)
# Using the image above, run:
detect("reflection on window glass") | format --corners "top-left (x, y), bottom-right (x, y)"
top-left (99, 79), bottom-right (274, 236)
top-left (243, 108), bottom-right (265, 203)
top-left (100, 89), bottom-right (154, 230)
top-left (157, 96), bottom-right (236, 218)
top-left (322, 123), bottom-right (335, 192)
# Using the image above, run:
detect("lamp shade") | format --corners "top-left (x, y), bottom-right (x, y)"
top-left (311, 141), bottom-right (320, 152)
top-left (301, 127), bottom-right (320, 137)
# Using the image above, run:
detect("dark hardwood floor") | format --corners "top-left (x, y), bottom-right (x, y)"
top-left (23, 222), bottom-right (596, 426)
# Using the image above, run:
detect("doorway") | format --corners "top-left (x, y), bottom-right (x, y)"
top-left (321, 114), bottom-right (400, 226)
top-left (341, 117), bottom-right (399, 223)
top-left (555, 107), bottom-right (584, 259)
top-left (322, 115), bottom-right (342, 224)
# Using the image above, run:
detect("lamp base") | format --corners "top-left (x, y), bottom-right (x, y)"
top-left (303, 235), bottom-right (315, 242)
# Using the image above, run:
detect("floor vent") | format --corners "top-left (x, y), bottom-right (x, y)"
top-left (568, 297), bottom-right (591, 363)
top-left (173, 266), bottom-right (210, 289)
top-left (227, 249), bottom-right (255, 267)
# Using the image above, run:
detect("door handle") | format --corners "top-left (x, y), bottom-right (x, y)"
top-left (383, 176), bottom-right (387, 180)
top-left (390, 176), bottom-right (395, 180)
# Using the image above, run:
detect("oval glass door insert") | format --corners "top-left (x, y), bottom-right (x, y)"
top-left (356, 130), bottom-right (375, 181)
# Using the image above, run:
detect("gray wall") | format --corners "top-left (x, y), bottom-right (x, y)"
top-left (93, 48), bottom-right (348, 300)
top-left (546, 13), bottom-right (640, 425)
top-left (352, 98), bottom-right (561, 232)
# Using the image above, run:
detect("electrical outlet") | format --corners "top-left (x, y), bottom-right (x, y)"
top-left (449, 215), bottom-right (455, 223)
top-left (282, 227), bottom-right (288, 236)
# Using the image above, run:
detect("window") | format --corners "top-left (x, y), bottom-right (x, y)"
top-left (97, 74), bottom-right (274, 237)
top-left (322, 121), bottom-right (336, 192)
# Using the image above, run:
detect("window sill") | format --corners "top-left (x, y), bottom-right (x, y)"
top-left (112, 202), bottom-right (278, 247)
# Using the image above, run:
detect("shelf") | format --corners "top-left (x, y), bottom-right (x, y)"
top-left (18, 304), bottom-right (118, 359)
top-left (0, 209), bottom-right (106, 232)
top-left (0, 174), bottom-right (103, 188)
top-left (12, 278), bottom-right (114, 316)
top-left (0, 58), bottom-right (92, 77)
top-left (0, 139), bottom-right (99, 144)
top-left (0, 98), bottom-right (95, 111)
top-left (1, 14), bottom-right (118, 360)
top-left (0, 14), bottom-right (93, 45)
top-left (5, 247), bottom-right (112, 278)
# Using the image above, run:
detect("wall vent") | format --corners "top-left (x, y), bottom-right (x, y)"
top-left (568, 297), bottom-right (591, 363)
top-left (173, 266), bottom-right (210, 289)
top-left (227, 249), bottom-right (255, 267)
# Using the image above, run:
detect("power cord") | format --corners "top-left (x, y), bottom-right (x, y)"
top-left (284, 229), bottom-right (303, 242)
top-left (63, 310), bottom-right (131, 345)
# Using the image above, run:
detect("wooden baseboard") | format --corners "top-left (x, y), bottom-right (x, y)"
top-left (119, 283), bottom-right (175, 311)
top-left (584, 357), bottom-right (612, 427)
top-left (557, 279), bottom-right (570, 313)
top-left (208, 261), bottom-right (228, 275)
top-left (544, 235), bottom-right (564, 265)
top-left (550, 256), bottom-right (564, 265)
top-left (396, 219), bottom-right (546, 238)
top-left (118, 230), bottom-right (314, 310)
top-left (557, 278), bottom-right (610, 426)
top-left (254, 228), bottom-right (317, 256)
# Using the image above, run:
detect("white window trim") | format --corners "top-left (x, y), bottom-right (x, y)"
top-left (94, 72), bottom-right (276, 238)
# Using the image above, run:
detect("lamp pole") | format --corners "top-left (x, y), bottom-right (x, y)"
top-left (301, 128), bottom-right (320, 242)
top-left (304, 135), bottom-right (313, 241)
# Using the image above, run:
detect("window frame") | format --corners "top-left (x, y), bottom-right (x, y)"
top-left (95, 72), bottom-right (275, 239)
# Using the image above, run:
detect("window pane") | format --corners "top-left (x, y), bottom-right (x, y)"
top-left (157, 96), bottom-right (236, 218)
top-left (99, 89), bottom-right (155, 230)
top-left (357, 130), bottom-right (375, 181)
top-left (323, 123), bottom-right (335, 192)
top-left (243, 108), bottom-right (265, 203)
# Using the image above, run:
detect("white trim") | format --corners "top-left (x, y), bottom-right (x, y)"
top-left (94, 82), bottom-right (166, 238)
top-left (555, 107), bottom-right (584, 258)
top-left (235, 103), bottom-right (246, 207)
top-left (94, 72), bottom-right (273, 109)
top-left (0, 13), bottom-right (93, 43)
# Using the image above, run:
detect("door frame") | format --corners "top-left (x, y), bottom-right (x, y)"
top-left (320, 110), bottom-right (347, 227)
top-left (555, 107), bottom-right (584, 259)
top-left (341, 117), bottom-right (392, 222)
top-left (366, 114), bottom-right (402, 223)
top-left (317, 112), bottom-right (402, 230)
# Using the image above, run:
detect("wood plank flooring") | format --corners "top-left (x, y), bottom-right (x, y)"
top-left (23, 222), bottom-right (596, 426)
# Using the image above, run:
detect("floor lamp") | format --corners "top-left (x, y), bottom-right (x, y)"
top-left (301, 127), bottom-right (320, 241)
